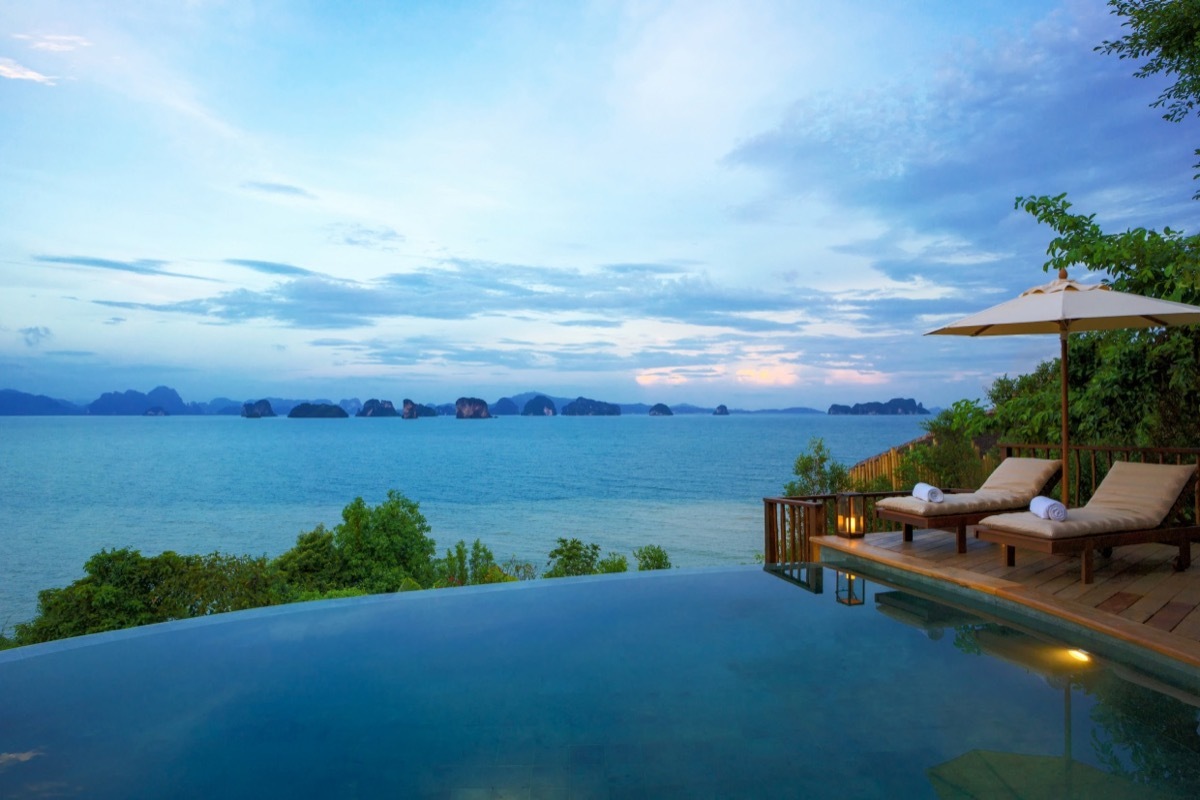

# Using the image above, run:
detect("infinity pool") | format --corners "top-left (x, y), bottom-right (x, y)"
top-left (1, 566), bottom-right (1197, 798)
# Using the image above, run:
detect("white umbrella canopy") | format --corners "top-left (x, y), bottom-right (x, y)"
top-left (927, 269), bottom-right (1200, 505)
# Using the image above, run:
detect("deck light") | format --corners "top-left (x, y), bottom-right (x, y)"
top-left (835, 571), bottom-right (865, 606)
top-left (836, 492), bottom-right (866, 538)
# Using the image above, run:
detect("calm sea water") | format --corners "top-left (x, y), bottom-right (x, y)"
top-left (0, 414), bottom-right (925, 627)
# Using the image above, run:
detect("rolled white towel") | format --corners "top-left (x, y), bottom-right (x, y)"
top-left (1030, 495), bottom-right (1067, 521)
top-left (912, 482), bottom-right (944, 503)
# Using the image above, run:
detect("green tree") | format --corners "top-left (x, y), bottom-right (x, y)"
top-left (333, 490), bottom-right (436, 591)
top-left (1098, 0), bottom-right (1200, 194)
top-left (542, 537), bottom-right (601, 578)
top-left (995, 195), bottom-right (1200, 447)
top-left (434, 539), bottom-right (514, 587)
top-left (273, 525), bottom-right (343, 596)
top-left (13, 548), bottom-right (277, 645)
top-left (501, 554), bottom-right (539, 581)
top-left (783, 436), bottom-right (850, 496)
top-left (597, 552), bottom-right (629, 573)
top-left (898, 400), bottom-right (995, 490)
top-left (633, 544), bottom-right (672, 570)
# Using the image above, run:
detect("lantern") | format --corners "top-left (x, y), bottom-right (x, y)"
top-left (836, 492), bottom-right (866, 538)
top-left (835, 570), bottom-right (865, 606)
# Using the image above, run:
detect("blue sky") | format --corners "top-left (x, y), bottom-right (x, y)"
top-left (2, 0), bottom-right (1197, 409)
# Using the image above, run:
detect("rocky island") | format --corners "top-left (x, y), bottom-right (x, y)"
top-left (827, 398), bottom-right (929, 415)
top-left (241, 400), bottom-right (277, 418)
top-left (521, 395), bottom-right (557, 416)
top-left (491, 397), bottom-right (519, 415)
top-left (455, 397), bottom-right (491, 419)
top-left (357, 399), bottom-right (399, 417)
top-left (287, 402), bottom-right (349, 418)
top-left (402, 399), bottom-right (437, 419)
top-left (562, 397), bottom-right (621, 416)
top-left (648, 403), bottom-right (673, 416)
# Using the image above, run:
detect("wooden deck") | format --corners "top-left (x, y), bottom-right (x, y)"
top-left (813, 529), bottom-right (1200, 669)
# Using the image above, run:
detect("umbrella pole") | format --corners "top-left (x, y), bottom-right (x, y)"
top-left (1060, 331), bottom-right (1070, 508)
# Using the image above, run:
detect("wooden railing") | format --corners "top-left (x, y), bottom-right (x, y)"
top-left (764, 442), bottom-right (1200, 569)
top-left (1000, 443), bottom-right (1200, 519)
top-left (846, 433), bottom-right (932, 490)
top-left (763, 491), bottom-right (909, 573)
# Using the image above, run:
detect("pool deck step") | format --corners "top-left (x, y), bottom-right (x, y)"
top-left (813, 531), bottom-right (1200, 670)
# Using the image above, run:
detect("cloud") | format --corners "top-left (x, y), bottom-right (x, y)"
top-left (225, 259), bottom-right (317, 277)
top-left (34, 254), bottom-right (217, 282)
top-left (20, 326), bottom-right (51, 347)
top-left (83, 257), bottom-right (832, 333)
top-left (713, 2), bottom-right (1200, 386)
top-left (329, 224), bottom-right (405, 251)
top-left (13, 33), bottom-right (92, 52)
top-left (556, 318), bottom-right (625, 329)
top-left (103, 317), bottom-right (125, 326)
top-left (0, 57), bottom-right (55, 85)
top-left (240, 181), bottom-right (316, 199)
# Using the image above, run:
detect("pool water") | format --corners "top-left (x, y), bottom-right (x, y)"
top-left (1, 566), bottom-right (1197, 798)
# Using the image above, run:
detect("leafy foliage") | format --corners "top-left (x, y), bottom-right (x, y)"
top-left (1098, 0), bottom-right (1200, 194)
top-left (783, 437), bottom-right (850, 496)
top-left (335, 491), bottom-right (437, 592)
top-left (994, 195), bottom-right (1200, 447)
top-left (434, 539), bottom-right (515, 587)
top-left (633, 544), bottom-right (672, 570)
top-left (543, 537), bottom-right (601, 577)
top-left (5, 492), bottom-right (674, 647)
top-left (597, 552), bottom-right (629, 573)
top-left (14, 548), bottom-right (277, 645)
top-left (898, 400), bottom-right (995, 490)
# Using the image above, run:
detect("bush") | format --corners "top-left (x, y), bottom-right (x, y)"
top-left (13, 548), bottom-right (277, 645)
top-left (633, 545), bottom-right (671, 570)
top-left (434, 539), bottom-right (515, 587)
top-left (898, 400), bottom-right (995, 490)
top-left (783, 437), bottom-right (850, 496)
top-left (334, 490), bottom-right (436, 592)
top-left (274, 526), bottom-right (342, 597)
top-left (597, 552), bottom-right (628, 573)
top-left (543, 537), bottom-right (601, 578)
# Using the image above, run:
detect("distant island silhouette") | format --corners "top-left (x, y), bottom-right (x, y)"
top-left (0, 386), bottom-right (926, 418)
top-left (827, 398), bottom-right (929, 415)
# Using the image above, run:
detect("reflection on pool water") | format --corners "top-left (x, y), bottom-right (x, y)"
top-left (1, 566), bottom-right (1197, 798)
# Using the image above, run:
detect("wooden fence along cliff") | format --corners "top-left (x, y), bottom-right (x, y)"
top-left (847, 433), bottom-right (1002, 490)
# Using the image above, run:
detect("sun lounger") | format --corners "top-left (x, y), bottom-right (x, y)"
top-left (875, 457), bottom-right (1062, 553)
top-left (974, 461), bottom-right (1199, 584)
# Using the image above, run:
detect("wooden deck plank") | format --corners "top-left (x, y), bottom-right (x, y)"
top-left (1121, 570), bottom-right (1193, 624)
top-left (1097, 592), bottom-right (1140, 614)
top-left (1146, 601), bottom-right (1194, 632)
top-left (1172, 606), bottom-right (1200, 639)
top-left (811, 529), bottom-right (1200, 668)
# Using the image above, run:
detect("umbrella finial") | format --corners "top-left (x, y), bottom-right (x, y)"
top-left (1058, 268), bottom-right (1068, 280)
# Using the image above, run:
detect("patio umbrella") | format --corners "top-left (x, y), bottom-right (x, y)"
top-left (927, 269), bottom-right (1200, 505)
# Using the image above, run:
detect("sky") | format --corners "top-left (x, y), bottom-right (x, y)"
top-left (2, 0), bottom-right (1199, 410)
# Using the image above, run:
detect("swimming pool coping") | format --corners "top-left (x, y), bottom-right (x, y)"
top-left (812, 534), bottom-right (1200, 692)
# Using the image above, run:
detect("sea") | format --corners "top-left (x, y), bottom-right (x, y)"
top-left (0, 413), bottom-right (926, 629)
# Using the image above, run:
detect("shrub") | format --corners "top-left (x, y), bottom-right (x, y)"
top-left (783, 437), bottom-right (850, 496)
top-left (597, 552), bottom-right (628, 573)
top-left (543, 537), bottom-right (601, 578)
top-left (633, 545), bottom-right (671, 570)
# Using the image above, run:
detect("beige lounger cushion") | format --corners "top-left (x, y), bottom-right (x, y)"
top-left (977, 461), bottom-right (1197, 540)
top-left (875, 457), bottom-right (1061, 517)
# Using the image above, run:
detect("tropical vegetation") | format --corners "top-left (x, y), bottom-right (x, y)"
top-left (785, 0), bottom-right (1200, 495)
top-left (0, 491), bottom-right (671, 650)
